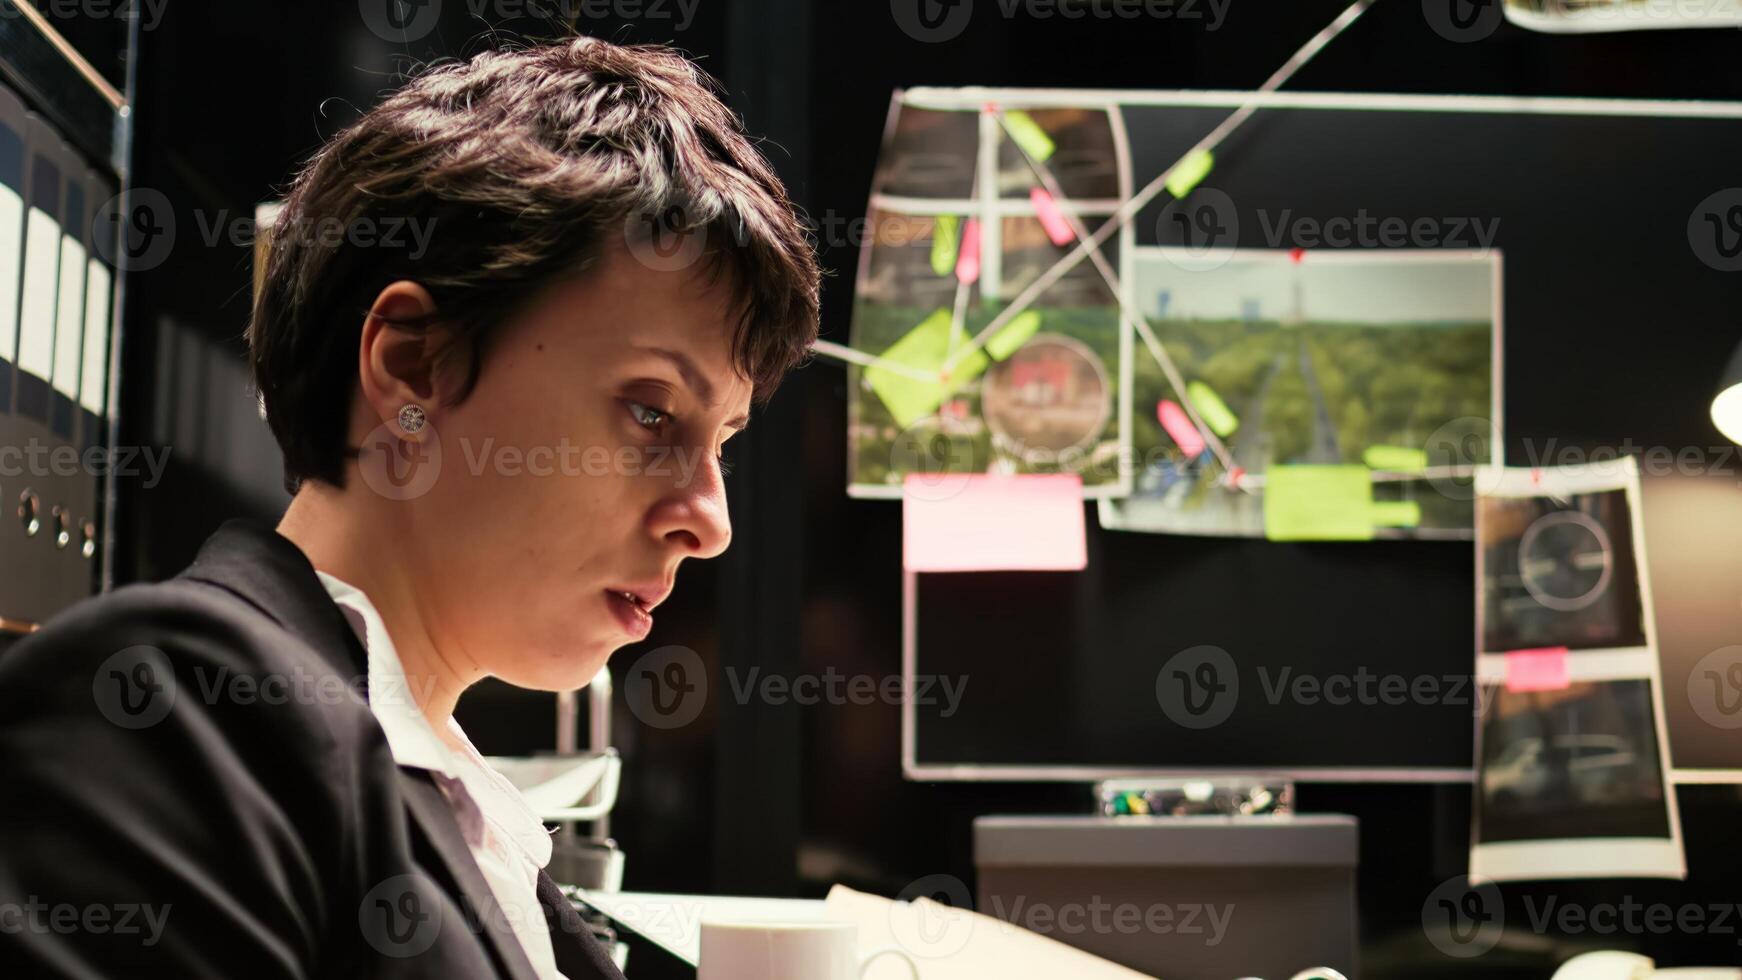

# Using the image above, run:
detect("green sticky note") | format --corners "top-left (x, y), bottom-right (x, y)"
top-left (1003, 111), bottom-right (1055, 163)
top-left (1165, 149), bottom-right (1215, 200)
top-left (930, 215), bottom-right (960, 278)
top-left (1363, 445), bottom-right (1429, 473)
top-left (1186, 381), bottom-right (1239, 438)
top-left (864, 309), bottom-right (991, 429)
top-left (1370, 500), bottom-right (1423, 528)
top-left (1264, 465), bottom-right (1376, 542)
top-left (985, 310), bottom-right (1042, 361)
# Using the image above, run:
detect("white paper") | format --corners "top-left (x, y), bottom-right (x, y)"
top-left (824, 884), bottom-right (1156, 980)
top-left (0, 183), bottom-right (21, 363)
top-left (1504, 0), bottom-right (1742, 33)
top-left (17, 205), bottom-right (58, 378)
top-left (577, 890), bottom-right (831, 966)
top-left (79, 257), bottom-right (112, 415)
top-left (51, 231), bottom-right (85, 398)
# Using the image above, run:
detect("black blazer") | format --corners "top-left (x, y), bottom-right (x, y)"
top-left (0, 520), bottom-right (626, 980)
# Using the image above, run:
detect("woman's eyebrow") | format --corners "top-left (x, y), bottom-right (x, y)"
top-left (638, 345), bottom-right (748, 430)
top-left (639, 346), bottom-right (716, 406)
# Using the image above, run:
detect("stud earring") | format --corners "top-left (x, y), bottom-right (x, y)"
top-left (397, 404), bottom-right (427, 434)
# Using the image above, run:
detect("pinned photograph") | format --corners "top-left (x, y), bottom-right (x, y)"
top-left (1472, 679), bottom-right (1683, 881)
top-left (845, 100), bottom-right (1132, 498)
top-left (1471, 460), bottom-right (1684, 882)
top-left (1480, 486), bottom-right (1646, 652)
top-left (1100, 249), bottom-right (1500, 540)
top-left (1503, 0), bottom-right (1742, 33)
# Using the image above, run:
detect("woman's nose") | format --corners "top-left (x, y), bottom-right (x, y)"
top-left (646, 466), bottom-right (733, 559)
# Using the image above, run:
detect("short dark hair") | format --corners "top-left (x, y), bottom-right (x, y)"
top-left (249, 37), bottom-right (820, 493)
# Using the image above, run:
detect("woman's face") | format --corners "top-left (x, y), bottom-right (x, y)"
top-left (384, 244), bottom-right (753, 691)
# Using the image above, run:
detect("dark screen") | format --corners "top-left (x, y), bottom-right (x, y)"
top-left (915, 524), bottom-right (1477, 772)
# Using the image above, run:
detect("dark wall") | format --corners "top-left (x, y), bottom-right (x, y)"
top-left (112, 2), bottom-right (1742, 978)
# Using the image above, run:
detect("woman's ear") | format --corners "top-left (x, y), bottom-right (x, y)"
top-left (357, 280), bottom-right (452, 431)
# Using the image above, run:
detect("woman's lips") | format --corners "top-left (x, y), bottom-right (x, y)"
top-left (605, 589), bottom-right (653, 639)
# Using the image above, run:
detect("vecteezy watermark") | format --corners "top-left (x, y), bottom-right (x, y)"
top-left (200, 211), bottom-right (436, 261)
top-left (0, 0), bottom-right (169, 31)
top-left (91, 189), bottom-right (436, 274)
top-left (1155, 644), bottom-right (1239, 730)
top-left (1422, 876), bottom-right (1742, 957)
top-left (1422, 877), bottom-right (1504, 958)
top-left (1257, 209), bottom-right (1499, 252)
top-left (1421, 419), bottom-right (1742, 500)
top-left (356, 417), bottom-right (444, 502)
top-left (92, 188), bottom-right (176, 274)
top-left (0, 898), bottom-right (173, 947)
top-left (0, 441), bottom-right (170, 488)
top-left (891, 0), bottom-right (1229, 43)
top-left (92, 645), bottom-right (177, 730)
top-left (886, 873), bottom-right (1233, 963)
top-left (359, 873), bottom-right (446, 958)
top-left (1155, 645), bottom-right (1481, 730)
top-left (91, 645), bottom-right (437, 730)
top-left (622, 645), bottom-right (971, 729)
top-left (1155, 188), bottom-right (1239, 271)
top-left (723, 667), bottom-right (969, 716)
top-left (1689, 645), bottom-right (1742, 730)
top-left (458, 438), bottom-right (712, 486)
top-left (984, 894), bottom-right (1234, 946)
top-left (360, 871), bottom-right (602, 958)
top-left (622, 203), bottom-right (712, 273)
top-left (1518, 895), bottom-right (1742, 944)
top-left (624, 645), bottom-right (708, 730)
top-left (356, 427), bottom-right (723, 502)
top-left (1420, 0), bottom-right (1504, 43)
top-left (1516, 437), bottom-right (1742, 484)
top-left (1689, 188), bottom-right (1742, 272)
top-left (1422, 416), bottom-right (1502, 502)
top-left (360, 0), bottom-right (701, 44)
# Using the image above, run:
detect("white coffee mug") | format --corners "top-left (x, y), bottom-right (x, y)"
top-left (698, 919), bottom-right (920, 980)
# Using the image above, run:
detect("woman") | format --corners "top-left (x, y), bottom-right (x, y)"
top-left (0, 37), bottom-right (819, 980)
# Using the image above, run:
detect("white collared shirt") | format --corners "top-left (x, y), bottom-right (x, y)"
top-left (316, 571), bottom-right (567, 980)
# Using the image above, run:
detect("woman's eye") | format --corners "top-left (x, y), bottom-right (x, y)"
top-left (628, 402), bottom-right (670, 431)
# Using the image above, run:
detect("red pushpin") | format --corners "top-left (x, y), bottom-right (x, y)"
top-left (1290, 247), bottom-right (1306, 264)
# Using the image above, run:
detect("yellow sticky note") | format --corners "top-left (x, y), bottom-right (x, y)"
top-left (1002, 110), bottom-right (1055, 163)
top-left (985, 310), bottom-right (1042, 361)
top-left (1370, 500), bottom-right (1423, 528)
top-left (1264, 465), bottom-right (1375, 542)
top-left (1363, 445), bottom-right (1429, 474)
top-left (930, 215), bottom-right (960, 278)
top-left (1165, 150), bottom-right (1215, 200)
top-left (864, 310), bottom-right (991, 429)
top-left (1186, 381), bottom-right (1239, 438)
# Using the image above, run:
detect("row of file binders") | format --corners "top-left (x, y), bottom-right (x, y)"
top-left (0, 77), bottom-right (118, 626)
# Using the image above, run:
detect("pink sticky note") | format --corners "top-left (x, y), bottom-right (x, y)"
top-left (1029, 187), bottom-right (1075, 247)
top-left (1156, 399), bottom-right (1206, 458)
top-left (903, 474), bottom-right (1087, 573)
top-left (1505, 647), bottom-right (1571, 693)
top-left (956, 218), bottom-right (982, 285)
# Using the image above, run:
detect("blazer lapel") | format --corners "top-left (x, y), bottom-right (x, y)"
top-left (398, 768), bottom-right (543, 980)
top-left (179, 519), bottom-right (372, 683)
top-left (180, 522), bottom-right (548, 980)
